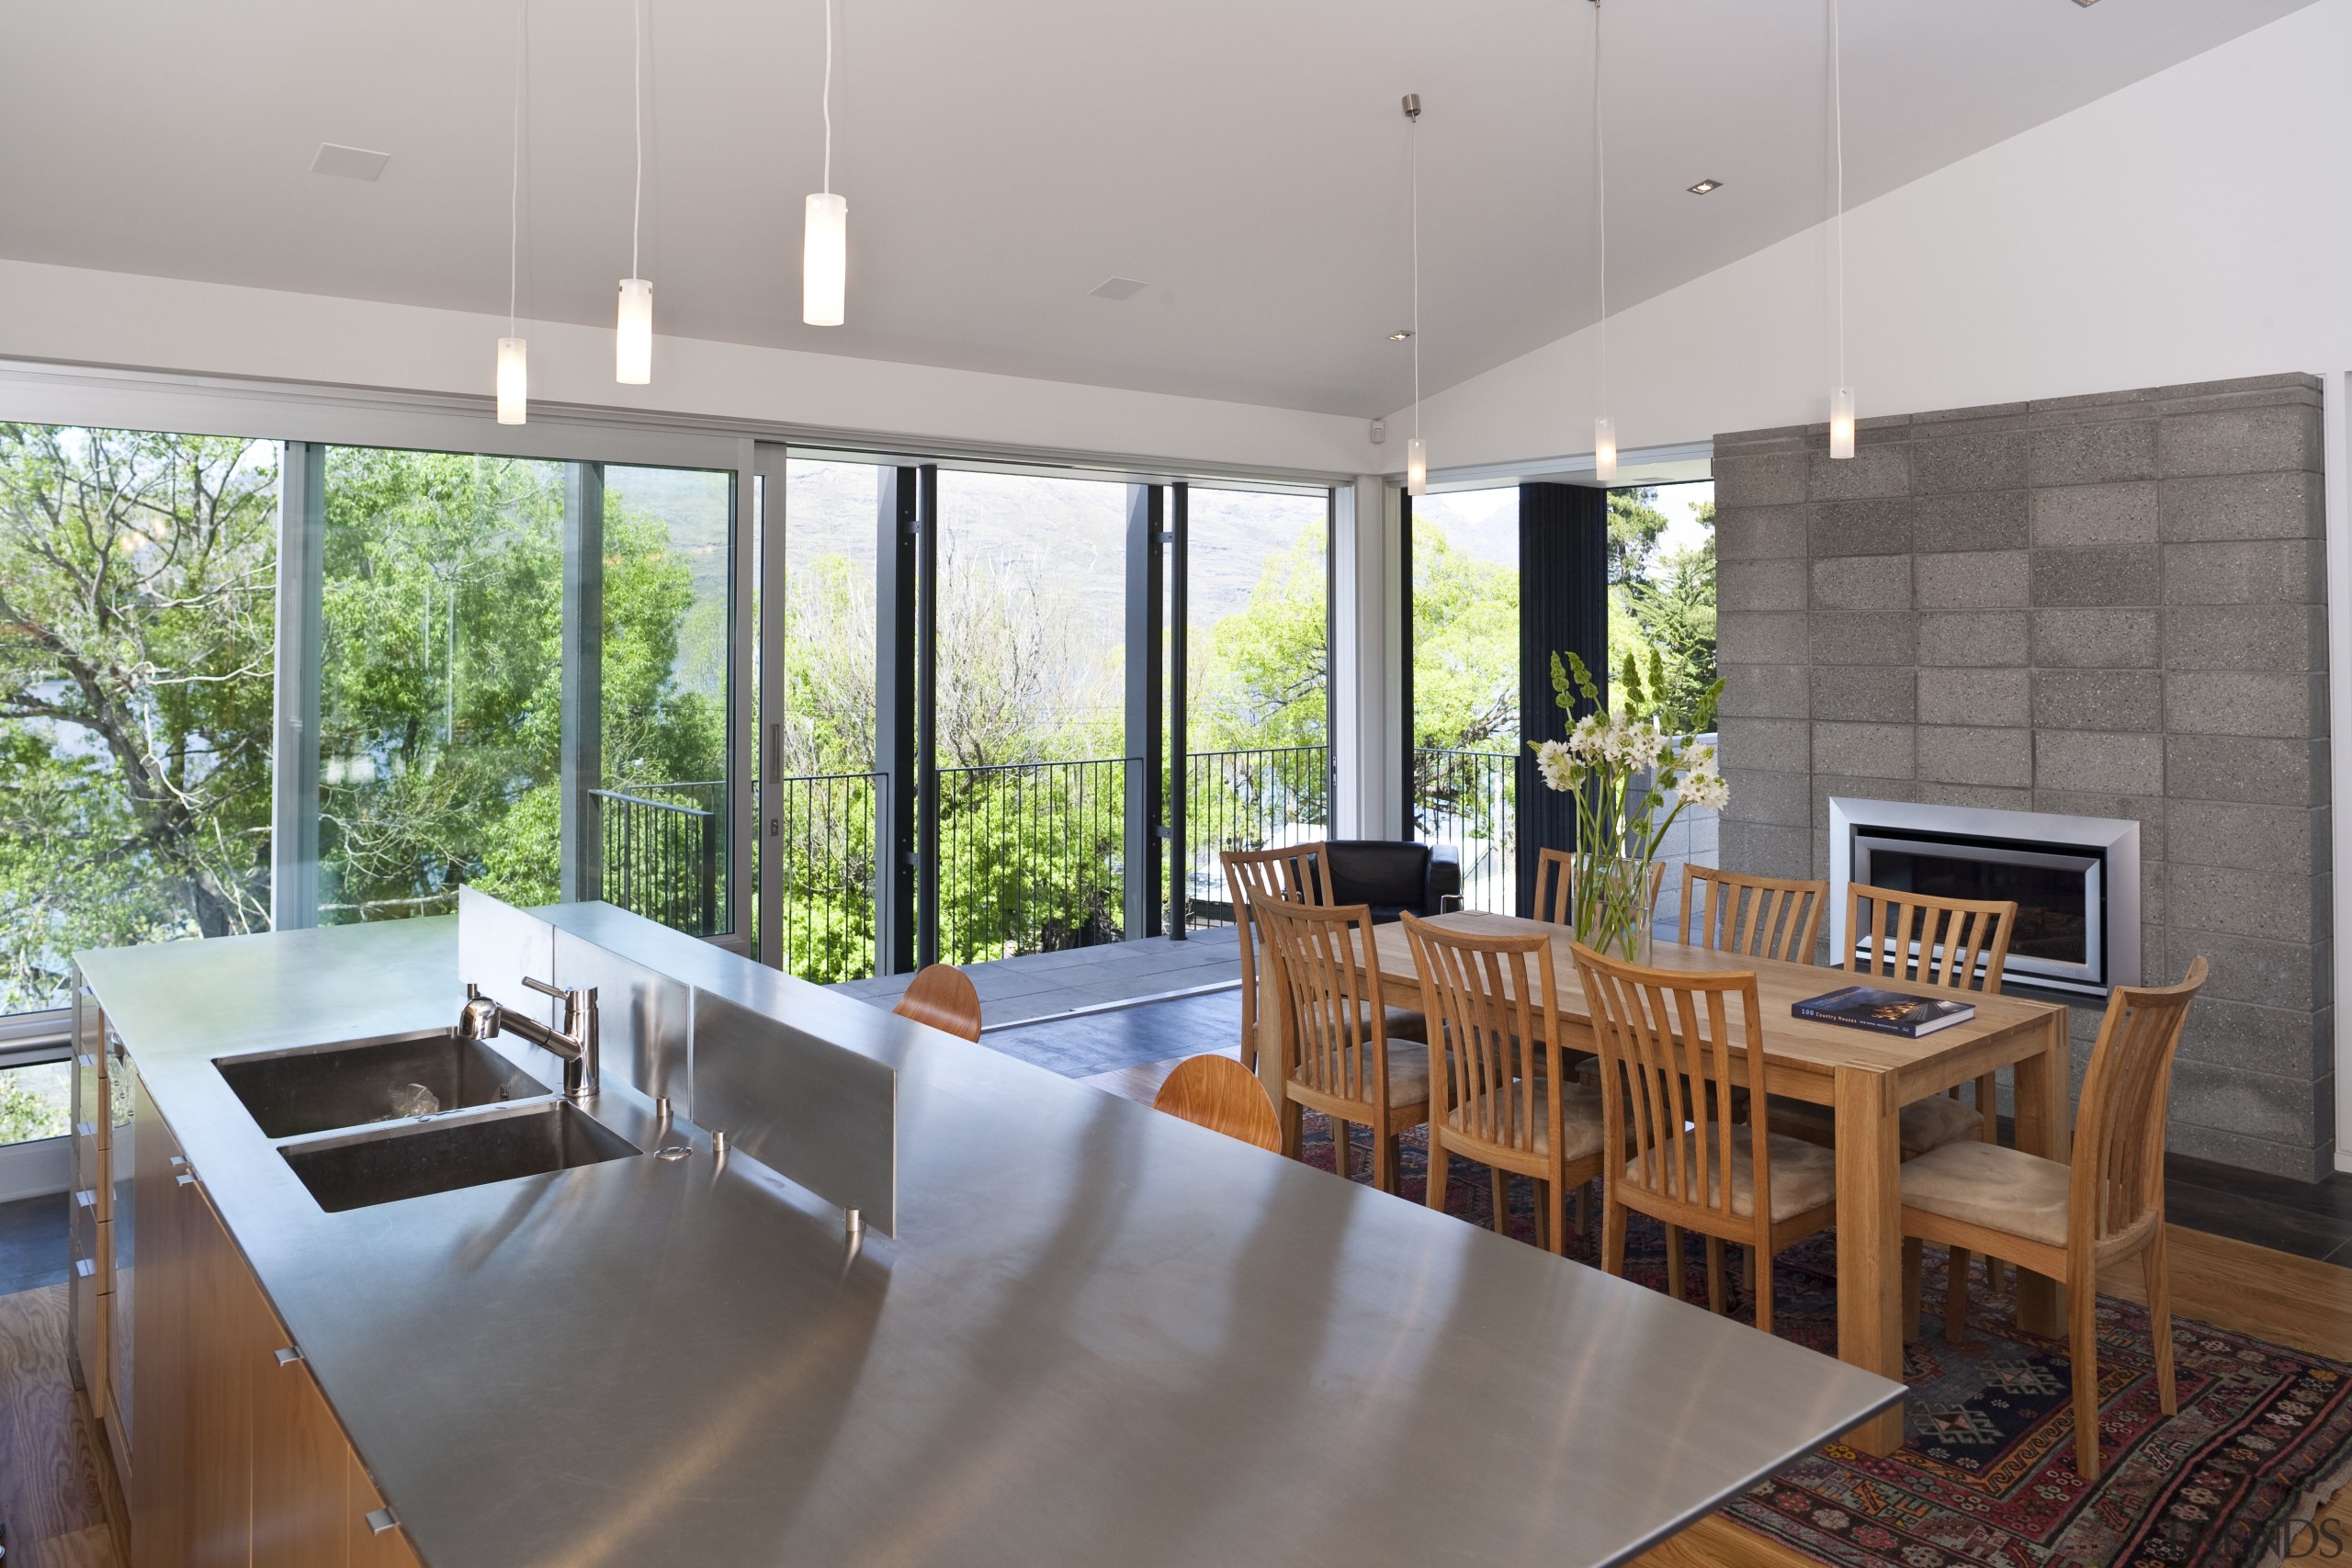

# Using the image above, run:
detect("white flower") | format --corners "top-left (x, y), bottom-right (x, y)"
top-left (1677, 765), bottom-right (1730, 811)
top-left (1598, 716), bottom-right (1631, 765)
top-left (1567, 713), bottom-right (1605, 762)
top-left (1624, 721), bottom-right (1666, 772)
top-left (1678, 740), bottom-right (1716, 773)
top-left (1535, 739), bottom-right (1577, 793)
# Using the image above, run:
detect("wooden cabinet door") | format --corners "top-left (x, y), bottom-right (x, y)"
top-left (252, 1330), bottom-right (351, 1568)
top-left (130, 1070), bottom-right (187, 1568)
top-left (348, 1454), bottom-right (424, 1568)
top-left (184, 1188), bottom-right (258, 1568)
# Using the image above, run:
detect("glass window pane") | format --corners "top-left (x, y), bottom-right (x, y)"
top-left (1183, 488), bottom-right (1329, 927)
top-left (934, 470), bottom-right (1127, 961)
top-left (1410, 488), bottom-right (1520, 913)
top-left (775, 458), bottom-right (883, 981)
top-left (0, 1058), bottom-right (71, 1145)
top-left (1612, 479), bottom-right (1719, 913)
top-left (598, 465), bottom-right (735, 936)
top-left (319, 447), bottom-right (567, 922)
top-left (0, 425), bottom-right (278, 1013)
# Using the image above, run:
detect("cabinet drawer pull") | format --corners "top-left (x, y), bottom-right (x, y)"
top-left (364, 1508), bottom-right (400, 1536)
top-left (175, 1172), bottom-right (198, 1188)
top-left (273, 1346), bottom-right (304, 1367)
top-left (74, 1189), bottom-right (96, 1208)
top-left (74, 1258), bottom-right (96, 1280)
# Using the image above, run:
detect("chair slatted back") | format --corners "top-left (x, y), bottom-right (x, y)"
top-left (1844, 884), bottom-right (2017, 993)
top-left (1532, 847), bottom-right (1668, 928)
top-left (1222, 842), bottom-right (1330, 1066)
top-left (1252, 899), bottom-right (1391, 1107)
top-left (2072, 957), bottom-right (2207, 1247)
top-left (1401, 914), bottom-right (1558, 1157)
top-left (1573, 942), bottom-right (1768, 1235)
top-left (1152, 1055), bottom-right (1283, 1152)
top-left (1680, 865), bottom-right (1827, 965)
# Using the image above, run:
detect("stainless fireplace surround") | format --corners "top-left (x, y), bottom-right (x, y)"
top-left (1828, 797), bottom-right (2141, 998)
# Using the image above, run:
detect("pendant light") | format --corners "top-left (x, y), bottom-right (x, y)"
top-left (495, 0), bottom-right (529, 424)
top-left (1589, 0), bottom-right (1616, 485)
top-left (1403, 93), bottom-right (1426, 497)
top-left (1827, 0), bottom-right (1855, 460)
top-left (803, 0), bottom-right (847, 325)
top-left (616, 0), bottom-right (653, 384)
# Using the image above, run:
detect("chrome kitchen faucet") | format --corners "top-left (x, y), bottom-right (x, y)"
top-left (458, 976), bottom-right (600, 1100)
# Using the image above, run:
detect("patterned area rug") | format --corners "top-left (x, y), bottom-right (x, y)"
top-left (1301, 1115), bottom-right (2352, 1568)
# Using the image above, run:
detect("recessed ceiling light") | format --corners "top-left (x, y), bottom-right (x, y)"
top-left (2072, 0), bottom-right (2101, 6)
top-left (1389, 330), bottom-right (1413, 342)
top-left (310, 142), bottom-right (390, 182)
top-left (1687, 178), bottom-right (1724, 195)
top-left (1088, 276), bottom-right (1148, 301)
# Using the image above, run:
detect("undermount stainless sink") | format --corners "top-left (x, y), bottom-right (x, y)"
top-left (279, 1100), bottom-right (639, 1213)
top-left (218, 1033), bottom-right (551, 1139)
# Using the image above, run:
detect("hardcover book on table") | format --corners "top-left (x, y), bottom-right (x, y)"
top-left (1792, 986), bottom-right (1975, 1038)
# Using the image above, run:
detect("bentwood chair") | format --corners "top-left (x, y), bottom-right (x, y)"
top-left (1532, 847), bottom-right (1668, 929)
top-left (1152, 1054), bottom-right (1283, 1152)
top-left (1404, 915), bottom-right (1611, 1255)
top-left (1572, 942), bottom-right (1838, 1328)
top-left (1225, 841), bottom-right (1425, 1074)
top-left (1901, 957), bottom-right (2209, 1480)
top-left (1679, 865), bottom-right (1827, 964)
top-left (1223, 842), bottom-right (1329, 1075)
top-left (1770, 884), bottom-right (2019, 1162)
top-left (892, 964), bottom-right (982, 1041)
top-left (1253, 898), bottom-right (1431, 1194)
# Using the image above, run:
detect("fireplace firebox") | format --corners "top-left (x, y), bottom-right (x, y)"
top-left (1828, 798), bottom-right (2141, 997)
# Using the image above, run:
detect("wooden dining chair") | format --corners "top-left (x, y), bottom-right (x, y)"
top-left (1532, 846), bottom-right (1668, 928)
top-left (1225, 840), bottom-right (1426, 1075)
top-left (1253, 898), bottom-right (1431, 1194)
top-left (1151, 1054), bottom-right (1283, 1152)
top-left (1571, 942), bottom-right (1838, 1329)
top-left (1403, 914), bottom-right (1610, 1255)
top-left (1900, 957), bottom-right (2209, 1481)
top-left (1679, 864), bottom-right (1827, 964)
top-left (892, 964), bottom-right (981, 1041)
top-left (1771, 884), bottom-right (2020, 1163)
top-left (1222, 841), bottom-right (1328, 1075)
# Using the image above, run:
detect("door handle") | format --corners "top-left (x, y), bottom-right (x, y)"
top-left (273, 1347), bottom-right (305, 1367)
top-left (175, 1172), bottom-right (198, 1189)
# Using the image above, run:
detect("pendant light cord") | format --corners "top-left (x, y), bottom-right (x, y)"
top-left (821, 0), bottom-right (834, 195)
top-left (1593, 0), bottom-right (1607, 415)
top-left (508, 0), bottom-right (526, 334)
top-left (631, 0), bottom-right (644, 278)
top-left (1408, 110), bottom-right (1421, 446)
top-left (1831, 0), bottom-right (1846, 388)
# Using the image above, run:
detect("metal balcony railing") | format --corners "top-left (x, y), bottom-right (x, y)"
top-left (1181, 744), bottom-right (1329, 929)
top-left (590, 784), bottom-right (721, 937)
top-left (1412, 749), bottom-right (1517, 915)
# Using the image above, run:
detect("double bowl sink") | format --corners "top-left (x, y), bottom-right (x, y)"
top-left (216, 1033), bottom-right (640, 1213)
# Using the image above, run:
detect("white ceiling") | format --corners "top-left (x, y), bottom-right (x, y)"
top-left (0, 0), bottom-right (2319, 417)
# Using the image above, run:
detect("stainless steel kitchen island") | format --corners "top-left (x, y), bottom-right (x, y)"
top-left (76, 900), bottom-right (1901, 1568)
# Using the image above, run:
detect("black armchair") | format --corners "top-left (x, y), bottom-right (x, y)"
top-left (1322, 840), bottom-right (1464, 923)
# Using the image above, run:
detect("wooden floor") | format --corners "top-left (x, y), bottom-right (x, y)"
top-left (1094, 1049), bottom-right (2352, 1568)
top-left (0, 1287), bottom-right (124, 1568)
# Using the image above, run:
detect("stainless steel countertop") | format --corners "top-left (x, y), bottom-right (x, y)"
top-left (79, 911), bottom-right (1902, 1568)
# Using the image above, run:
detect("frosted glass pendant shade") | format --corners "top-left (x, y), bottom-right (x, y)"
top-left (1829, 388), bottom-right (1856, 460)
top-left (1406, 437), bottom-right (1428, 497)
top-left (1593, 416), bottom-right (1618, 484)
top-left (616, 278), bottom-right (653, 385)
top-left (804, 193), bottom-right (847, 326)
top-left (495, 337), bottom-right (528, 425)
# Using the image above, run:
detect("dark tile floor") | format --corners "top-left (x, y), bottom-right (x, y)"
top-left (2164, 1151), bottom-right (2352, 1265)
top-left (0, 1193), bottom-right (68, 1295)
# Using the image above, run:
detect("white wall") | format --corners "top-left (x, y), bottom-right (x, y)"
top-left (0, 257), bottom-right (1379, 480)
top-left (1402, 0), bottom-right (2352, 471)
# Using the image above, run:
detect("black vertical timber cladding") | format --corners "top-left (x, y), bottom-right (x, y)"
top-left (1515, 482), bottom-right (1609, 919)
top-left (1167, 483), bottom-right (1189, 939)
top-left (875, 467), bottom-right (920, 974)
top-left (912, 465), bottom-right (941, 967)
top-left (1124, 484), bottom-right (1166, 940)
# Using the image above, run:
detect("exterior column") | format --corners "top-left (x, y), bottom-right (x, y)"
top-left (1515, 482), bottom-right (1610, 917)
top-left (269, 441), bottom-right (325, 931)
top-left (1331, 474), bottom-right (1405, 841)
top-left (560, 463), bottom-right (605, 905)
top-left (1124, 484), bottom-right (1166, 941)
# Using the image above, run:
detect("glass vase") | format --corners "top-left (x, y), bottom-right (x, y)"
top-left (1574, 854), bottom-right (1660, 963)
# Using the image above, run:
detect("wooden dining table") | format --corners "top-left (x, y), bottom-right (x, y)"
top-left (1253, 908), bottom-right (2074, 1456)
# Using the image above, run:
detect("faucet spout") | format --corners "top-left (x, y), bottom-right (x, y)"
top-left (456, 978), bottom-right (600, 1099)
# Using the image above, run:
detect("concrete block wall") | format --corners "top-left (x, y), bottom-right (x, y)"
top-left (1712, 373), bottom-right (2333, 1180)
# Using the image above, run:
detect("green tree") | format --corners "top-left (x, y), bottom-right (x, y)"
top-left (0, 426), bottom-right (277, 1010)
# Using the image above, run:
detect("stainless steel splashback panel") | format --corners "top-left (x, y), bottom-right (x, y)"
top-left (552, 928), bottom-right (690, 1110)
top-left (692, 987), bottom-right (898, 1236)
top-left (456, 887), bottom-right (559, 1032)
